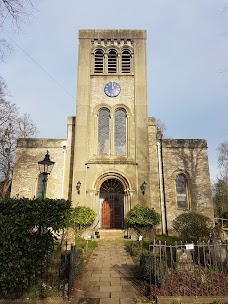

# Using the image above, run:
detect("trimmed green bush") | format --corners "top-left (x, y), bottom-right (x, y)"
top-left (68, 206), bottom-right (96, 239)
top-left (138, 253), bottom-right (167, 288)
top-left (172, 211), bottom-right (213, 243)
top-left (125, 204), bottom-right (160, 238)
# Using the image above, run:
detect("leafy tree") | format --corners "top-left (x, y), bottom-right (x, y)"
top-left (172, 212), bottom-right (213, 243)
top-left (68, 206), bottom-right (96, 239)
top-left (125, 204), bottom-right (160, 238)
top-left (0, 77), bottom-right (37, 198)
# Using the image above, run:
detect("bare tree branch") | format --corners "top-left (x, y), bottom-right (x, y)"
top-left (0, 76), bottom-right (38, 197)
top-left (0, 0), bottom-right (36, 58)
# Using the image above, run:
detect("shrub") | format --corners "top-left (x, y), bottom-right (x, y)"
top-left (138, 253), bottom-right (167, 287)
top-left (125, 204), bottom-right (160, 238)
top-left (68, 206), bottom-right (96, 239)
top-left (172, 211), bottom-right (213, 243)
top-left (0, 197), bottom-right (71, 295)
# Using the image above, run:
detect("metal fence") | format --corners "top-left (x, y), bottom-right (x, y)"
top-left (148, 241), bottom-right (228, 300)
top-left (36, 242), bottom-right (76, 301)
top-left (58, 243), bottom-right (76, 300)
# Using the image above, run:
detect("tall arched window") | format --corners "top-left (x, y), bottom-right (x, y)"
top-left (94, 49), bottom-right (104, 73)
top-left (176, 173), bottom-right (189, 209)
top-left (121, 49), bottom-right (131, 73)
top-left (98, 108), bottom-right (110, 155)
top-left (114, 109), bottom-right (126, 156)
top-left (108, 49), bottom-right (117, 73)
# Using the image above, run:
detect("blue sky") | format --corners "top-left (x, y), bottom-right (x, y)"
top-left (0, 0), bottom-right (228, 182)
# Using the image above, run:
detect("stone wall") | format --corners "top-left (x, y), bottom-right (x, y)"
top-left (11, 138), bottom-right (67, 199)
top-left (162, 139), bottom-right (214, 232)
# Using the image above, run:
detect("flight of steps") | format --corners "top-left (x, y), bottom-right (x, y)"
top-left (93, 229), bottom-right (129, 241)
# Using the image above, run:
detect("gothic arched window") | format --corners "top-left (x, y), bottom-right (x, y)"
top-left (94, 49), bottom-right (104, 73)
top-left (121, 49), bottom-right (131, 73)
top-left (114, 109), bottom-right (126, 156)
top-left (108, 49), bottom-right (117, 73)
top-left (176, 173), bottom-right (189, 209)
top-left (98, 108), bottom-right (110, 155)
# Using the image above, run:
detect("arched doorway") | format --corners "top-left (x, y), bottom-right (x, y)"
top-left (100, 179), bottom-right (124, 229)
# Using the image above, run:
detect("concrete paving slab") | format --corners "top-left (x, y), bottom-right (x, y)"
top-left (100, 285), bottom-right (123, 292)
top-left (85, 292), bottom-right (110, 299)
top-left (111, 291), bottom-right (136, 298)
top-left (100, 299), bottom-right (120, 304)
top-left (76, 240), bottom-right (149, 303)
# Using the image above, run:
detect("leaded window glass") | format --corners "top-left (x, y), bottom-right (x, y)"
top-left (108, 49), bottom-right (117, 73)
top-left (98, 108), bottom-right (110, 155)
top-left (114, 109), bottom-right (126, 156)
top-left (122, 49), bottom-right (131, 73)
top-left (94, 49), bottom-right (104, 73)
top-left (176, 174), bottom-right (188, 209)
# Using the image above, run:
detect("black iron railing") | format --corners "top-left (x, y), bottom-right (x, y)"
top-left (148, 240), bottom-right (228, 301)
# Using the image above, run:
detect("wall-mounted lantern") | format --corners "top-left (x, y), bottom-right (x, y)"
top-left (140, 181), bottom-right (147, 195)
top-left (76, 181), bottom-right (81, 194)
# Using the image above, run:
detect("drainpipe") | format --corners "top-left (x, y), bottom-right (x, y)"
top-left (157, 136), bottom-right (168, 236)
top-left (62, 145), bottom-right (67, 198)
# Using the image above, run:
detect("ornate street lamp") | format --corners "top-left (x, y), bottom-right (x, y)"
top-left (38, 151), bottom-right (55, 199)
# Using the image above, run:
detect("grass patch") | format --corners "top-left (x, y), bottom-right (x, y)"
top-left (75, 239), bottom-right (97, 258)
top-left (155, 235), bottom-right (181, 245)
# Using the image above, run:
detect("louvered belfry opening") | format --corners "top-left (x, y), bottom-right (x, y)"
top-left (108, 49), bottom-right (117, 73)
top-left (100, 179), bottom-right (124, 229)
top-left (94, 49), bottom-right (104, 73)
top-left (121, 49), bottom-right (131, 73)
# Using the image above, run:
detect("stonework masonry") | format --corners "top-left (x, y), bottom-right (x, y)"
top-left (10, 29), bottom-right (214, 234)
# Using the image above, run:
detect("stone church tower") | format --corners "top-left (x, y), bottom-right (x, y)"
top-left (11, 30), bottom-right (214, 234)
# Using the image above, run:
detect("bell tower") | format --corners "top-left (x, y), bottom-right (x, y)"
top-left (71, 30), bottom-right (150, 227)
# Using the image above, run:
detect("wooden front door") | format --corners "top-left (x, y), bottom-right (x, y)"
top-left (100, 179), bottom-right (124, 229)
top-left (102, 200), bottom-right (111, 229)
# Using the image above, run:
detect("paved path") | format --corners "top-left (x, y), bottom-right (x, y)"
top-left (74, 241), bottom-right (149, 304)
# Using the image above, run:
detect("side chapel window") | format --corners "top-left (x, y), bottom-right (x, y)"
top-left (98, 108), bottom-right (110, 155)
top-left (176, 173), bottom-right (189, 209)
top-left (114, 109), bottom-right (126, 156)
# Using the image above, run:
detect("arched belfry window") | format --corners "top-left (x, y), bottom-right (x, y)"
top-left (114, 109), bottom-right (127, 156)
top-left (108, 49), bottom-right (117, 73)
top-left (98, 108), bottom-right (110, 155)
top-left (121, 49), bottom-right (131, 73)
top-left (94, 49), bottom-right (104, 73)
top-left (176, 173), bottom-right (189, 209)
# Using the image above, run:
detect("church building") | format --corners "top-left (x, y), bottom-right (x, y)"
top-left (10, 30), bottom-right (214, 234)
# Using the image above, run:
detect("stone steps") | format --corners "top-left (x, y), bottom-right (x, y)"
top-left (94, 229), bottom-right (127, 241)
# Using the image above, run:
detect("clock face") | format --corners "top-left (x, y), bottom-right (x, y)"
top-left (104, 82), bottom-right (121, 97)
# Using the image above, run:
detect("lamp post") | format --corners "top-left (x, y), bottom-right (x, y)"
top-left (38, 151), bottom-right (55, 199)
